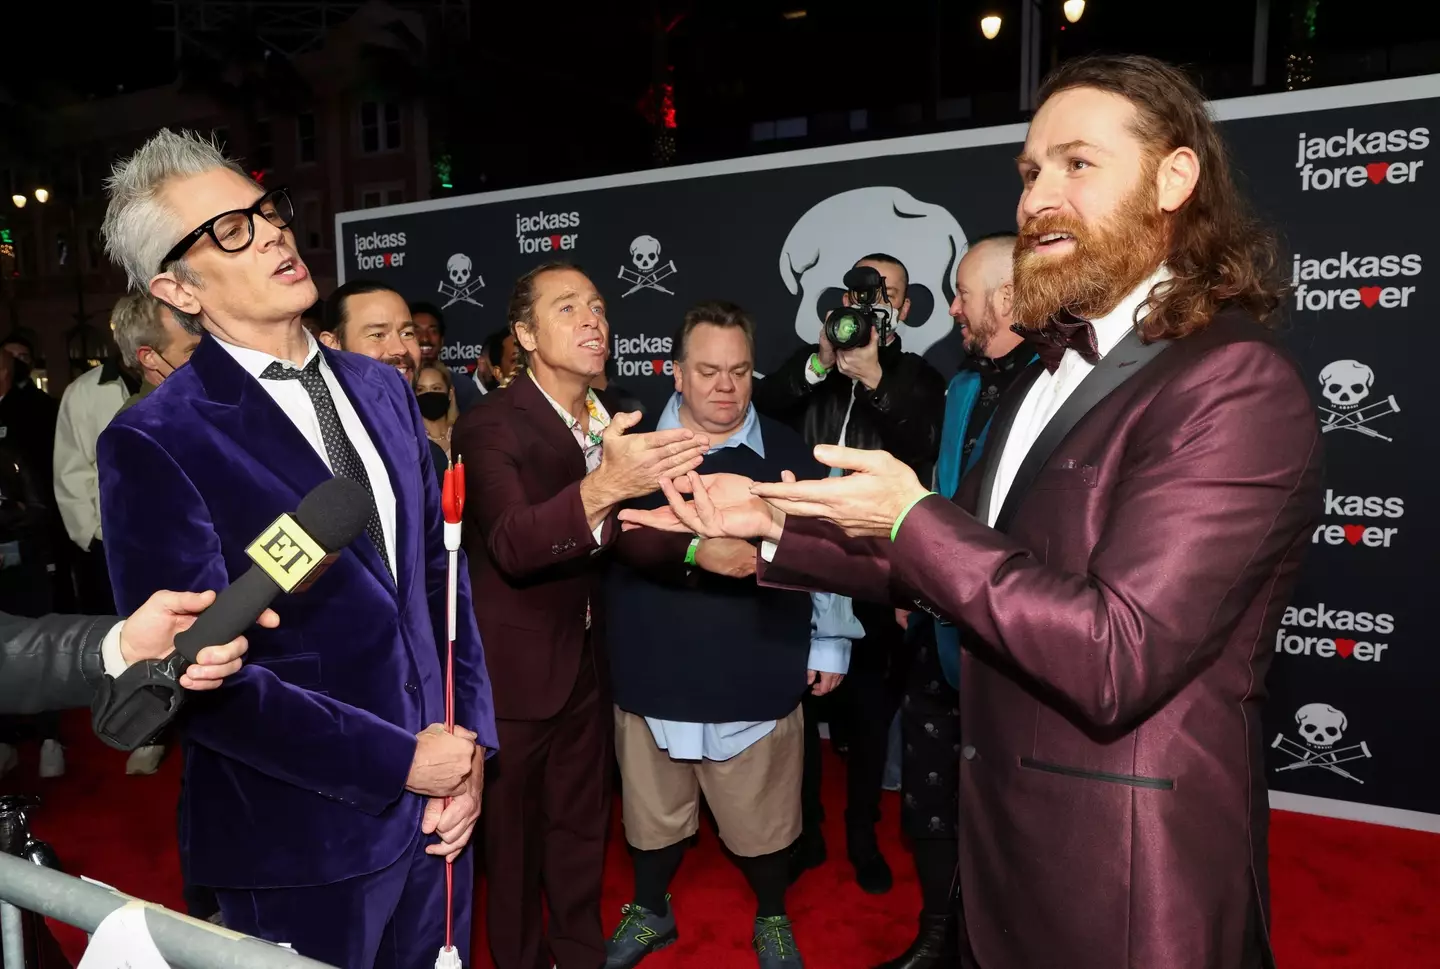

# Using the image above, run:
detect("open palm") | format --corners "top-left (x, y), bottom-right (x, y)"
top-left (618, 471), bottom-right (788, 542)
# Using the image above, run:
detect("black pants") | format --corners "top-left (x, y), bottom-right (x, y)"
top-left (73, 540), bottom-right (115, 615)
top-left (800, 603), bottom-right (910, 842)
top-left (899, 631), bottom-right (960, 842)
top-left (0, 558), bottom-right (60, 745)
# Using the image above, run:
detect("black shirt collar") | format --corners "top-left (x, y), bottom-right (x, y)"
top-left (970, 338), bottom-right (1035, 375)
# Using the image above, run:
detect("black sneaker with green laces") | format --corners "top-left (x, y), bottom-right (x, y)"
top-left (752, 915), bottom-right (804, 967)
top-left (604, 897), bottom-right (677, 969)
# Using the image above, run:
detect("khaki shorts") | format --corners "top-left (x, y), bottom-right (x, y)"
top-left (614, 705), bottom-right (803, 858)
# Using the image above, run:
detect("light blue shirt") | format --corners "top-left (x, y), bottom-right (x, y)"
top-left (644, 393), bottom-right (864, 762)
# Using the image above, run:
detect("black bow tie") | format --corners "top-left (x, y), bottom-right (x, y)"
top-left (1013, 312), bottom-right (1100, 373)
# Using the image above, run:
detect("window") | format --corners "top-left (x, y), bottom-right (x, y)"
top-left (254, 120), bottom-right (274, 170)
top-left (297, 113), bottom-right (317, 164)
top-left (359, 183), bottom-right (404, 209)
top-left (85, 227), bottom-right (103, 272)
top-left (359, 102), bottom-right (402, 153)
top-left (301, 198), bottom-right (324, 250)
top-left (775, 117), bottom-right (808, 139)
top-left (78, 154), bottom-right (107, 198)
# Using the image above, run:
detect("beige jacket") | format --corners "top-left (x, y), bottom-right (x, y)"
top-left (53, 361), bottom-right (131, 550)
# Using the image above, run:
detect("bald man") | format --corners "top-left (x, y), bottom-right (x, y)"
top-left (876, 233), bottom-right (1036, 969)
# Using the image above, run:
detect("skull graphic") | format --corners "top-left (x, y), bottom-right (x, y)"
top-left (630, 235), bottom-right (661, 272)
top-left (447, 253), bottom-right (473, 287)
top-left (778, 187), bottom-right (967, 357)
top-left (1319, 360), bottom-right (1373, 410)
top-left (1295, 703), bottom-right (1347, 749)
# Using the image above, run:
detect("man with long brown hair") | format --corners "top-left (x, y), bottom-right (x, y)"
top-left (620, 54), bottom-right (1323, 969)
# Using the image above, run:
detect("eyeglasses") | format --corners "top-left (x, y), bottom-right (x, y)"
top-left (156, 187), bottom-right (295, 272)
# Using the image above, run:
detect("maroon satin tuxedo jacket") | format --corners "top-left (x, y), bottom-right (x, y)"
top-left (761, 310), bottom-right (1323, 969)
top-left (452, 376), bottom-right (616, 721)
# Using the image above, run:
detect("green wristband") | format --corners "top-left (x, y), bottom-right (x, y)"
top-left (891, 493), bottom-right (936, 542)
top-left (808, 353), bottom-right (829, 378)
top-left (684, 537), bottom-right (701, 565)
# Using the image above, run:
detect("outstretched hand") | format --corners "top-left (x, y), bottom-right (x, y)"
top-left (617, 471), bottom-right (792, 544)
top-left (749, 445), bottom-right (930, 539)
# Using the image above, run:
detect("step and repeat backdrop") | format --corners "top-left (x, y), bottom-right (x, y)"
top-left (336, 76), bottom-right (1439, 832)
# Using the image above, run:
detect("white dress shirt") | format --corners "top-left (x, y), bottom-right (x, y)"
top-left (528, 372), bottom-right (610, 548)
top-left (985, 266), bottom-right (1172, 525)
top-left (214, 331), bottom-right (399, 580)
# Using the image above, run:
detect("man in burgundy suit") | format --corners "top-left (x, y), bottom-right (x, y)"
top-left (452, 262), bottom-right (709, 969)
top-left (621, 55), bottom-right (1322, 969)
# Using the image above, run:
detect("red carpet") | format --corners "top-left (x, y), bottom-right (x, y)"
top-left (4, 711), bottom-right (1439, 968)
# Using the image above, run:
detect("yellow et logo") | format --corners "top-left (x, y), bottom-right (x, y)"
top-left (246, 514), bottom-right (330, 593)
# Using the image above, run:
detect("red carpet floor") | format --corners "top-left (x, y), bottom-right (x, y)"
top-left (3, 711), bottom-right (1439, 968)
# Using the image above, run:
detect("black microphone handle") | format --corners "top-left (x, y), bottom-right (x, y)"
top-left (170, 566), bottom-right (282, 665)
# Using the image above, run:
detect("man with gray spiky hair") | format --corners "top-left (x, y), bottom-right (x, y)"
top-left (95, 128), bottom-right (499, 969)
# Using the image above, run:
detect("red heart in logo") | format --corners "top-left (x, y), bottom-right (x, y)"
top-left (1343, 524), bottom-right (1365, 545)
top-left (1366, 162), bottom-right (1388, 184)
top-left (651, 358), bottom-right (666, 373)
top-left (1335, 638), bottom-right (1356, 658)
top-left (550, 234), bottom-right (563, 250)
top-left (1358, 286), bottom-right (1381, 307)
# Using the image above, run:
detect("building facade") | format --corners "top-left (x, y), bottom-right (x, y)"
top-left (0, 1), bottom-right (434, 394)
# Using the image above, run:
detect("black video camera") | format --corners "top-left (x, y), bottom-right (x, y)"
top-left (823, 265), bottom-right (896, 352)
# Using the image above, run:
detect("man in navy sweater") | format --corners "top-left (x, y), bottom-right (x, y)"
top-left (605, 301), bottom-right (862, 969)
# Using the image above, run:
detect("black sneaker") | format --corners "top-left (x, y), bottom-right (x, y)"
top-left (786, 829), bottom-right (826, 885)
top-left (753, 915), bottom-right (804, 967)
top-left (847, 829), bottom-right (893, 895)
top-left (604, 898), bottom-right (677, 968)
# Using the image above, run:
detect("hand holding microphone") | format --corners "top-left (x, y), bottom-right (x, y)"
top-left (93, 476), bottom-right (374, 751)
top-left (117, 589), bottom-right (279, 690)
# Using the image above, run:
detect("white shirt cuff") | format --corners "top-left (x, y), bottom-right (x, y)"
top-left (101, 621), bottom-right (130, 678)
top-left (589, 520), bottom-right (606, 555)
top-left (760, 540), bottom-right (778, 563)
top-left (803, 357), bottom-right (826, 386)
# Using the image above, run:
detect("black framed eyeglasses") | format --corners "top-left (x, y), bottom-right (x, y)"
top-left (156, 187), bottom-right (295, 272)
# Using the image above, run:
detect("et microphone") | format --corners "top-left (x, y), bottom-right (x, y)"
top-left (92, 476), bottom-right (373, 751)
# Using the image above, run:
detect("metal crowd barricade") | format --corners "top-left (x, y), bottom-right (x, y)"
top-left (0, 853), bottom-right (337, 969)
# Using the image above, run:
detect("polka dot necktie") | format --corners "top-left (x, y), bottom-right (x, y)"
top-left (260, 355), bottom-right (391, 575)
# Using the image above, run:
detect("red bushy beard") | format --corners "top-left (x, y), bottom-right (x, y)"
top-left (1012, 174), bottom-right (1169, 329)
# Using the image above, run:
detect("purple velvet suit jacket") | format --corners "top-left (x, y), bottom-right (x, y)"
top-left (761, 311), bottom-right (1323, 969)
top-left (97, 335), bottom-right (497, 891)
top-left (451, 375), bottom-right (617, 722)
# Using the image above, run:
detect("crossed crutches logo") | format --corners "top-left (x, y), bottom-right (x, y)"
top-left (1318, 359), bottom-right (1400, 442)
top-left (438, 253), bottom-right (484, 309)
top-left (1272, 702), bottom-right (1374, 784)
top-left (1320, 396), bottom-right (1401, 442)
top-left (618, 234), bottom-right (679, 297)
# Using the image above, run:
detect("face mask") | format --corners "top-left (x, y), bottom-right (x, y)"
top-left (416, 391), bottom-right (451, 421)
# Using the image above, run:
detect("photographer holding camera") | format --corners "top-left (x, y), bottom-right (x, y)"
top-left (753, 253), bottom-right (945, 894)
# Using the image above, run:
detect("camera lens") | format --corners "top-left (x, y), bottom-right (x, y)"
top-left (831, 311), bottom-right (861, 345)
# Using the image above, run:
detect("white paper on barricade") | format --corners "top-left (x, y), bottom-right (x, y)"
top-left (76, 902), bottom-right (172, 969)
